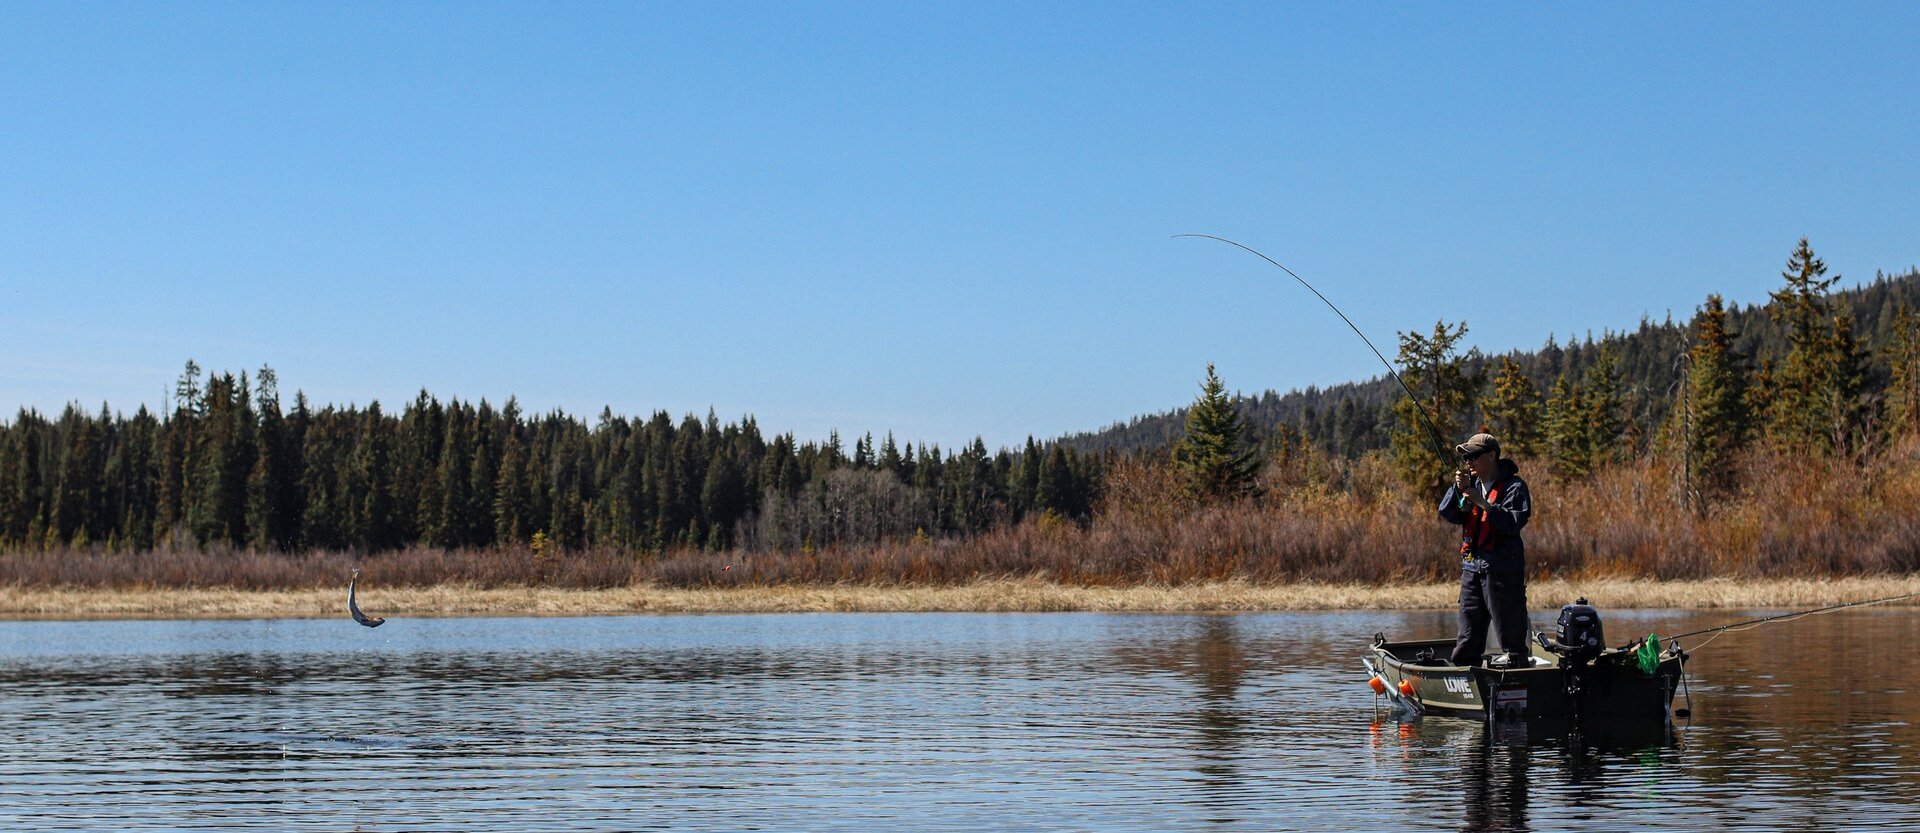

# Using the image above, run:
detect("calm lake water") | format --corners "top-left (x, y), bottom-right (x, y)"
top-left (2, 606), bottom-right (1916, 832)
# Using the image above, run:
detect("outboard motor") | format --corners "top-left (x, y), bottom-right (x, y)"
top-left (1537, 597), bottom-right (1605, 661)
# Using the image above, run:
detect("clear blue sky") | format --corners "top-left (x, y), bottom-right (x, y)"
top-left (4, 2), bottom-right (1916, 449)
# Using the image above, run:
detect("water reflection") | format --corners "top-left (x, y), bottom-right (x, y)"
top-left (0, 610), bottom-right (1917, 831)
top-left (1369, 714), bottom-right (1687, 833)
top-left (1098, 615), bottom-right (1259, 825)
top-left (1181, 617), bottom-right (1253, 824)
top-left (1462, 722), bottom-right (1529, 833)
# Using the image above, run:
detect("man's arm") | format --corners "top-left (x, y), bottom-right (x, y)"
top-left (1438, 484), bottom-right (1469, 525)
top-left (1482, 478), bottom-right (1531, 533)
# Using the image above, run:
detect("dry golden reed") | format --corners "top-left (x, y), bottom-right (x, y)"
top-left (4, 576), bottom-right (1917, 620)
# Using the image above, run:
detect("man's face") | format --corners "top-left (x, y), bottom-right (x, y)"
top-left (1466, 449), bottom-right (1498, 480)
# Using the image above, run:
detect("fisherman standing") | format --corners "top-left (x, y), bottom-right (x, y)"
top-left (1441, 432), bottom-right (1532, 667)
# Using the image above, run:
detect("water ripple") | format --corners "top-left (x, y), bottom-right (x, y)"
top-left (1, 610), bottom-right (1918, 831)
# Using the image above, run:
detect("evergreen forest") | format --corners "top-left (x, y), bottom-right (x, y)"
top-left (1069, 259), bottom-right (1920, 464)
top-left (0, 374), bottom-right (1102, 557)
top-left (3, 239), bottom-right (1918, 587)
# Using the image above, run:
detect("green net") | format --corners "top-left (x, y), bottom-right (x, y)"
top-left (1636, 635), bottom-right (1662, 675)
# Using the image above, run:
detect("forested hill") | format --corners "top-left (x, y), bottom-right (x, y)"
top-left (2, 252), bottom-right (1913, 560)
top-left (1062, 267), bottom-right (1920, 457)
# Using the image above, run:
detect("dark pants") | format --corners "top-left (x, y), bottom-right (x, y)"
top-left (1450, 567), bottom-right (1529, 666)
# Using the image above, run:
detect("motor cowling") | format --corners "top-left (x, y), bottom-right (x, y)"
top-left (1551, 597), bottom-right (1605, 657)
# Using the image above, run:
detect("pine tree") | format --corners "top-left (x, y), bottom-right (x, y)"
top-left (644, 421), bottom-right (673, 550)
top-left (246, 366), bottom-right (300, 550)
top-left (1544, 373), bottom-right (1590, 476)
top-left (1388, 322), bottom-right (1479, 493)
top-left (762, 434), bottom-right (801, 500)
top-left (1581, 346), bottom-right (1626, 467)
top-left (1824, 308), bottom-right (1871, 454)
top-left (90, 404), bottom-right (119, 547)
top-left (155, 361), bottom-right (203, 540)
top-left (820, 430), bottom-right (846, 476)
top-left (1035, 444), bottom-right (1075, 517)
top-left (426, 403), bottom-right (474, 548)
top-left (186, 373), bottom-right (255, 545)
top-left (347, 403), bottom-right (396, 550)
top-left (395, 392), bottom-right (444, 543)
top-left (661, 418), bottom-right (705, 546)
top-left (1174, 363), bottom-right (1259, 501)
top-left (700, 448), bottom-right (745, 549)
top-left (1015, 437), bottom-right (1042, 519)
top-left (942, 438), bottom-right (994, 532)
top-left (468, 402), bottom-right (500, 548)
top-left (1331, 397), bottom-right (1370, 457)
top-left (109, 405), bottom-right (159, 550)
top-left (493, 429), bottom-right (534, 544)
top-left (992, 451), bottom-right (1014, 520)
top-left (1765, 237), bottom-right (1845, 450)
top-left (50, 405), bottom-right (101, 547)
top-left (298, 408), bottom-right (351, 550)
top-left (550, 429), bottom-right (589, 549)
top-left (1663, 295), bottom-right (1753, 506)
top-left (598, 431), bottom-right (639, 547)
top-left (174, 360), bottom-right (203, 417)
top-left (1887, 304), bottom-right (1920, 440)
top-left (1484, 356), bottom-right (1543, 458)
top-left (880, 433), bottom-right (905, 481)
top-left (0, 413), bottom-right (34, 546)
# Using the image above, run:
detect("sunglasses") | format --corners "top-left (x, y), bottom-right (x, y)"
top-left (1461, 449), bottom-right (1489, 462)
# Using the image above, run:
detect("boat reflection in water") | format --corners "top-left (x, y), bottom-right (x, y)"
top-left (1370, 711), bottom-right (1679, 833)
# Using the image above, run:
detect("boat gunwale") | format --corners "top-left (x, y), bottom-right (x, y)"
top-left (1367, 635), bottom-right (1685, 723)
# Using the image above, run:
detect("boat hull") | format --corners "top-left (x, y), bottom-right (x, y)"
top-left (1364, 636), bottom-right (1681, 725)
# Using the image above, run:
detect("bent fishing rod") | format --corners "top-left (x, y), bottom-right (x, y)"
top-left (1666, 591), bottom-right (1920, 644)
top-left (1173, 233), bottom-right (1459, 473)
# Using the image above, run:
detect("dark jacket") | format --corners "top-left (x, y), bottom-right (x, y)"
top-left (1438, 458), bottom-right (1531, 574)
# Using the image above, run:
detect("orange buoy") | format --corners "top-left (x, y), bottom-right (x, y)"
top-left (1369, 676), bottom-right (1387, 694)
top-left (1398, 679), bottom-right (1416, 697)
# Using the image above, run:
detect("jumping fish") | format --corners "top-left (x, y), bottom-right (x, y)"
top-left (348, 569), bottom-right (386, 628)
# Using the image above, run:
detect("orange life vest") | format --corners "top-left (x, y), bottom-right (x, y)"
top-left (1460, 481), bottom-right (1504, 558)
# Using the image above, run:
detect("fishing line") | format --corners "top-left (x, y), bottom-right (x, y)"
top-left (1173, 233), bottom-right (1459, 471)
top-left (1650, 591), bottom-right (1919, 722)
top-left (1668, 590), bottom-right (1920, 651)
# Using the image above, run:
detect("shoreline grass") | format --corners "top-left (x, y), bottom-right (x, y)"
top-left (4, 575), bottom-right (1917, 620)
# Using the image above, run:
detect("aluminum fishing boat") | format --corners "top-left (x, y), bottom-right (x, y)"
top-left (1362, 600), bottom-right (1685, 725)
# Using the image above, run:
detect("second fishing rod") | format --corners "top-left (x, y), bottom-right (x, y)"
top-left (1173, 233), bottom-right (1468, 477)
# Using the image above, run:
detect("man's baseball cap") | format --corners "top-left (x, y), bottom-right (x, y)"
top-left (1456, 433), bottom-right (1500, 459)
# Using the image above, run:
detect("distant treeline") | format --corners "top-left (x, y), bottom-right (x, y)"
top-left (1066, 263), bottom-right (1920, 462)
top-left (0, 372), bottom-right (1101, 554)
top-left (3, 240), bottom-right (1917, 563)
